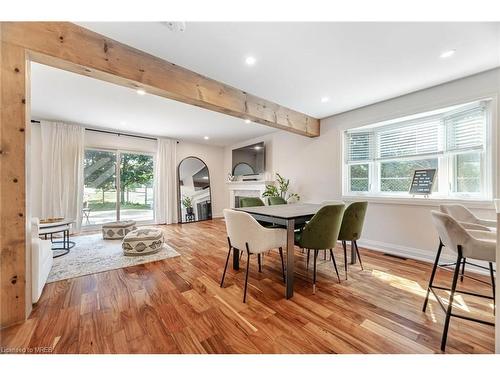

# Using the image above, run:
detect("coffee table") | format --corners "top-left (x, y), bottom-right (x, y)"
top-left (39, 219), bottom-right (76, 258)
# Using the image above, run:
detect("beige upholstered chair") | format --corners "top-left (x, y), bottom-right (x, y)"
top-left (424, 211), bottom-right (496, 351)
top-left (439, 204), bottom-right (496, 231)
top-left (221, 209), bottom-right (287, 302)
top-left (440, 204), bottom-right (496, 281)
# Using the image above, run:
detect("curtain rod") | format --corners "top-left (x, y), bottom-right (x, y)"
top-left (30, 120), bottom-right (163, 142)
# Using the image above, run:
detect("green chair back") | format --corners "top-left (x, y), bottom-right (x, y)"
top-left (338, 201), bottom-right (368, 241)
top-left (268, 196), bottom-right (287, 205)
top-left (239, 197), bottom-right (265, 208)
top-left (297, 204), bottom-right (345, 250)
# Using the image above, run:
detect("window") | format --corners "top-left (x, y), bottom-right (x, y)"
top-left (83, 149), bottom-right (154, 226)
top-left (344, 100), bottom-right (491, 199)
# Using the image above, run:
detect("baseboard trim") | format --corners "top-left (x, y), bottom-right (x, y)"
top-left (356, 239), bottom-right (491, 275)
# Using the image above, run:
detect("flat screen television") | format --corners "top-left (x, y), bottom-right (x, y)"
top-left (232, 142), bottom-right (265, 176)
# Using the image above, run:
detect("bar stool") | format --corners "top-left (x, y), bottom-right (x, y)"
top-left (424, 211), bottom-right (496, 351)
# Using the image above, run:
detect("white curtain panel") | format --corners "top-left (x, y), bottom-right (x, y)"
top-left (154, 138), bottom-right (177, 224)
top-left (40, 121), bottom-right (85, 232)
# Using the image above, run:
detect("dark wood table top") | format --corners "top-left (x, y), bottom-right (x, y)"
top-left (235, 202), bottom-right (343, 220)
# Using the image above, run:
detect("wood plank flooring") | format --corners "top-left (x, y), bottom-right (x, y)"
top-left (0, 219), bottom-right (495, 353)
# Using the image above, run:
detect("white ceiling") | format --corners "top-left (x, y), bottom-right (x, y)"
top-left (78, 22), bottom-right (500, 118)
top-left (30, 62), bottom-right (275, 146)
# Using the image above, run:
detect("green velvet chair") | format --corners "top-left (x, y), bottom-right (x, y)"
top-left (294, 203), bottom-right (345, 292)
top-left (267, 196), bottom-right (287, 205)
top-left (338, 201), bottom-right (368, 279)
top-left (239, 197), bottom-right (265, 208)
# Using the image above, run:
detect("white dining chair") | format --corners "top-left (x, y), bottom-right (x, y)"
top-left (424, 210), bottom-right (496, 351)
top-left (221, 209), bottom-right (287, 302)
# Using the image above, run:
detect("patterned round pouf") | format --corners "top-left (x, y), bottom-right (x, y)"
top-left (102, 220), bottom-right (137, 240)
top-left (122, 228), bottom-right (164, 256)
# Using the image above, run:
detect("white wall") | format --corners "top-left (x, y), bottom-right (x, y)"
top-left (30, 123), bottom-right (226, 222)
top-left (224, 68), bottom-right (500, 263)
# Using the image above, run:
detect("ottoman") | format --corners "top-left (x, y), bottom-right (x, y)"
top-left (102, 220), bottom-right (137, 240)
top-left (122, 228), bottom-right (164, 256)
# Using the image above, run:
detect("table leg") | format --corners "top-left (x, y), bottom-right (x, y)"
top-left (232, 246), bottom-right (240, 270)
top-left (285, 218), bottom-right (295, 299)
top-left (350, 240), bottom-right (357, 264)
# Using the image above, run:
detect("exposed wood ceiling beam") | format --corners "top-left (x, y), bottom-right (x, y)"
top-left (2, 22), bottom-right (320, 137)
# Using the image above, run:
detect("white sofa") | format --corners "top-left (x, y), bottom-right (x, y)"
top-left (31, 218), bottom-right (53, 303)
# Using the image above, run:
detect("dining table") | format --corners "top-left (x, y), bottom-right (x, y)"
top-left (235, 202), bottom-right (351, 299)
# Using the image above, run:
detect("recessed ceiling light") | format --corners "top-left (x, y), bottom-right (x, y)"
top-left (202, 176), bottom-right (209, 179)
top-left (321, 97), bottom-right (330, 103)
top-left (245, 56), bottom-right (256, 66)
top-left (204, 136), bottom-right (209, 140)
top-left (136, 89), bottom-right (146, 95)
top-left (254, 146), bottom-right (262, 150)
top-left (244, 119), bottom-right (251, 124)
top-left (440, 49), bottom-right (456, 59)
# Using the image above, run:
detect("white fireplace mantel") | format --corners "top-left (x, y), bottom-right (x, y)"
top-left (226, 180), bottom-right (274, 208)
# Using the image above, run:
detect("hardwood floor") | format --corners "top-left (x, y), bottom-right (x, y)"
top-left (0, 219), bottom-right (495, 353)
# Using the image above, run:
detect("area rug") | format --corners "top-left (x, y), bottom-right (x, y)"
top-left (47, 233), bottom-right (180, 283)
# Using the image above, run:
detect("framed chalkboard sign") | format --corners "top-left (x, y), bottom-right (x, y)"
top-left (409, 169), bottom-right (437, 195)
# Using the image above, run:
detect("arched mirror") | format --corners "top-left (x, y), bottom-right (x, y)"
top-left (178, 157), bottom-right (212, 223)
top-left (232, 162), bottom-right (255, 176)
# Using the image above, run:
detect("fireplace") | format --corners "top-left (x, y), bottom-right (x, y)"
top-left (226, 180), bottom-right (273, 208)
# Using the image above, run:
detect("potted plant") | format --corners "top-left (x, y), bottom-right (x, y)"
top-left (182, 195), bottom-right (194, 215)
top-left (262, 173), bottom-right (300, 203)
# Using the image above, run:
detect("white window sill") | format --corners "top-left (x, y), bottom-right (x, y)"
top-left (341, 194), bottom-right (495, 209)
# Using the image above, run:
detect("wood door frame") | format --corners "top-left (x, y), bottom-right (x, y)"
top-left (0, 22), bottom-right (320, 328)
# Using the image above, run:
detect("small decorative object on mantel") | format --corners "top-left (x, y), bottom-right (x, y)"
top-left (263, 173), bottom-right (300, 203)
top-left (227, 173), bottom-right (237, 182)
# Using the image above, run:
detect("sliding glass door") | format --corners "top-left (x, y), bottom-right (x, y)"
top-left (83, 150), bottom-right (117, 225)
top-left (119, 152), bottom-right (154, 222)
top-left (83, 149), bottom-right (154, 227)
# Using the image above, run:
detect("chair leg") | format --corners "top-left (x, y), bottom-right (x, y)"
top-left (441, 250), bottom-right (462, 351)
top-left (489, 262), bottom-right (496, 314)
top-left (329, 249), bottom-right (341, 283)
top-left (342, 241), bottom-right (348, 280)
top-left (460, 258), bottom-right (466, 282)
top-left (258, 254), bottom-right (262, 272)
top-left (423, 240), bottom-right (443, 312)
top-left (279, 247), bottom-right (286, 283)
top-left (220, 244), bottom-right (232, 287)
top-left (354, 241), bottom-right (364, 271)
top-left (243, 244), bottom-right (251, 303)
top-left (324, 250), bottom-right (327, 260)
top-left (313, 250), bottom-right (318, 294)
top-left (306, 249), bottom-right (310, 269)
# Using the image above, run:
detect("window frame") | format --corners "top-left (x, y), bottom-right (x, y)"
top-left (342, 99), bottom-right (494, 201)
